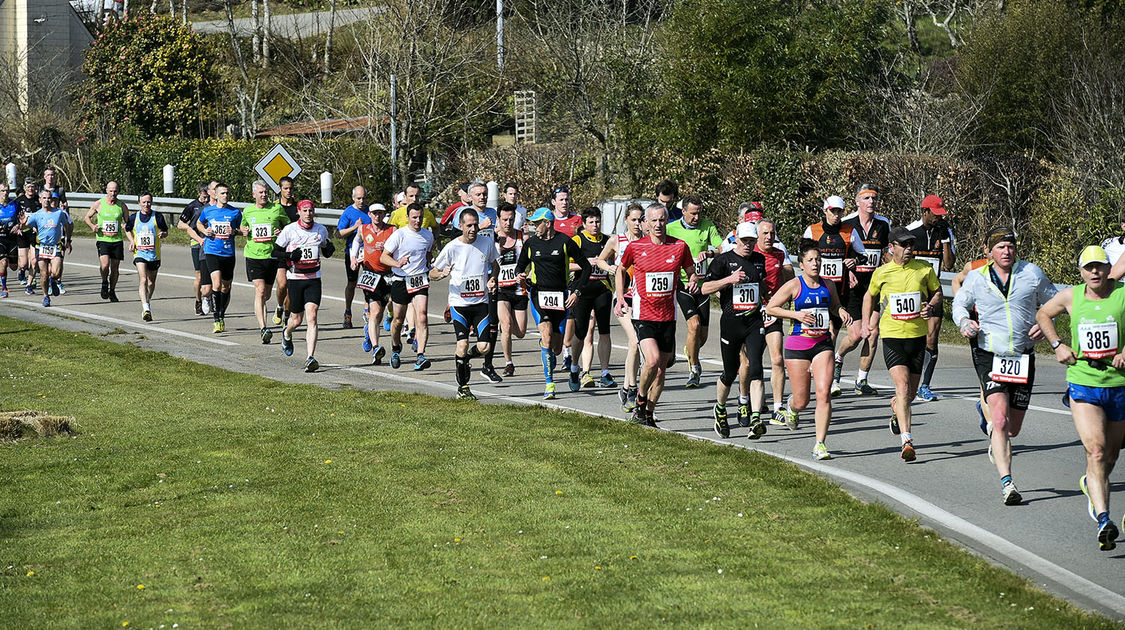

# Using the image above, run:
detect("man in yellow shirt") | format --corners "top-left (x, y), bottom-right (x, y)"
top-left (389, 184), bottom-right (438, 229)
top-left (861, 226), bottom-right (941, 462)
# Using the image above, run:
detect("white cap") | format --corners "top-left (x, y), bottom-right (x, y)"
top-left (736, 222), bottom-right (758, 239)
top-left (368, 203), bottom-right (387, 212)
top-left (823, 195), bottom-right (846, 210)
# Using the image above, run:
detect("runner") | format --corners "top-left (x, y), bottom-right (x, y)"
top-left (549, 185), bottom-right (583, 371)
top-left (702, 222), bottom-right (768, 439)
top-left (666, 194), bottom-right (724, 387)
top-left (861, 226), bottom-right (942, 462)
top-left (123, 193), bottom-right (167, 320)
top-left (431, 208), bottom-right (500, 399)
top-left (655, 179), bottom-right (682, 222)
top-left (1037, 245), bottom-right (1125, 551)
top-left (177, 182), bottom-right (214, 315)
top-left (196, 183), bottom-right (242, 333)
top-left (501, 182), bottom-right (528, 231)
top-left (240, 180), bottom-right (289, 342)
top-left (41, 168), bottom-right (67, 209)
top-left (568, 207), bottom-right (616, 390)
top-left (1101, 207), bottom-right (1125, 265)
top-left (597, 202), bottom-right (646, 412)
top-left (766, 240), bottom-right (852, 459)
top-left (802, 195), bottom-right (866, 397)
top-left (952, 228), bottom-right (1056, 505)
top-left (26, 189), bottom-right (71, 307)
top-left (493, 202), bottom-right (528, 376)
top-left (349, 203), bottom-right (395, 363)
top-left (953, 248), bottom-right (995, 435)
top-left (754, 219), bottom-right (795, 427)
top-left (907, 194), bottom-right (956, 401)
top-left (440, 181), bottom-right (470, 227)
top-left (453, 181), bottom-right (498, 241)
top-left (516, 206), bottom-right (591, 399)
top-left (0, 182), bottom-right (19, 298)
top-left (388, 187), bottom-right (439, 347)
top-left (335, 186), bottom-right (371, 329)
top-left (274, 175), bottom-right (300, 325)
top-left (83, 181), bottom-right (130, 302)
top-left (838, 183), bottom-right (890, 395)
top-left (14, 179), bottom-right (39, 291)
top-left (615, 203), bottom-right (697, 426)
top-left (276, 199), bottom-right (335, 372)
top-left (380, 203), bottom-right (436, 371)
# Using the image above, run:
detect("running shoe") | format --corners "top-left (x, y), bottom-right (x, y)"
top-left (361, 323), bottom-right (373, 352)
top-left (1098, 516), bottom-right (1119, 551)
top-left (619, 387), bottom-right (629, 407)
top-left (581, 372), bottom-right (595, 388)
top-left (18, 270), bottom-right (25, 284)
top-left (901, 441), bottom-right (916, 462)
top-left (737, 404), bottom-right (751, 428)
top-left (598, 373), bottom-right (617, 388)
top-left (213, 320), bottom-right (223, 334)
top-left (142, 310), bottom-right (152, 322)
top-left (50, 279), bottom-right (59, 296)
top-left (628, 388), bottom-right (638, 410)
top-left (343, 311), bottom-right (353, 329)
top-left (987, 423), bottom-right (995, 463)
top-left (1002, 480), bottom-right (1022, 506)
top-left (383, 313), bottom-right (392, 332)
top-left (812, 441), bottom-right (832, 461)
top-left (889, 398), bottom-right (901, 435)
top-left (273, 305), bottom-right (283, 325)
top-left (503, 363), bottom-right (515, 377)
top-left (685, 366), bottom-right (702, 388)
top-left (444, 306), bottom-right (452, 324)
top-left (25, 285), bottom-right (34, 295)
top-left (42, 296), bottom-right (50, 307)
top-left (830, 381), bottom-right (843, 398)
top-left (406, 327), bottom-right (416, 345)
top-left (413, 354), bottom-right (431, 371)
top-left (713, 404), bottom-right (730, 438)
top-left (457, 385), bottom-right (477, 400)
top-left (1080, 475), bottom-right (1097, 521)
top-left (976, 401), bottom-right (989, 436)
top-left (56, 281), bottom-right (66, 295)
top-left (217, 318), bottom-right (225, 333)
top-left (854, 380), bottom-right (878, 395)
top-left (109, 291), bottom-right (119, 303)
top-left (372, 345), bottom-right (386, 365)
top-left (621, 390), bottom-right (636, 413)
top-left (390, 351), bottom-right (401, 369)
top-left (201, 298), bottom-right (212, 315)
top-left (783, 407), bottom-right (799, 431)
top-left (195, 300), bottom-right (203, 315)
top-left (917, 384), bottom-right (937, 402)
top-left (748, 418), bottom-right (767, 440)
top-left (568, 370), bottom-right (581, 392)
top-left (544, 382), bottom-right (557, 400)
top-left (481, 365), bottom-right (503, 383)
top-left (305, 356), bottom-right (319, 372)
top-left (563, 354), bottom-right (572, 372)
top-left (0, 288), bottom-right (7, 298)
top-left (261, 327), bottom-right (273, 344)
top-left (282, 334), bottom-right (294, 356)
top-left (770, 407), bottom-right (788, 427)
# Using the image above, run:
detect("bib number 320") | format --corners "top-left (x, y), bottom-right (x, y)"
top-left (990, 354), bottom-right (1030, 384)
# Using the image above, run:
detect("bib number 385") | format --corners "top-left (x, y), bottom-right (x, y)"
top-left (1079, 322), bottom-right (1118, 359)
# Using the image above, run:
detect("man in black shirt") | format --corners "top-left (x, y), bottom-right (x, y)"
top-left (906, 194), bottom-right (955, 402)
top-left (274, 176), bottom-right (300, 324)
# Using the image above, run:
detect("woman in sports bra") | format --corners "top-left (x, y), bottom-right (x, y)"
top-left (766, 239), bottom-right (852, 461)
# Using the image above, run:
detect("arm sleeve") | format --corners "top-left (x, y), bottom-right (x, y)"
top-left (433, 243), bottom-right (451, 270)
top-left (868, 268), bottom-right (883, 298)
top-left (680, 243), bottom-right (695, 277)
top-left (802, 226), bottom-right (813, 240)
top-left (925, 268), bottom-right (941, 295)
top-left (349, 236), bottom-right (362, 261)
top-left (178, 204), bottom-right (194, 224)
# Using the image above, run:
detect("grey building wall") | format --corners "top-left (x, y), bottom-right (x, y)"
top-left (0, 0), bottom-right (93, 113)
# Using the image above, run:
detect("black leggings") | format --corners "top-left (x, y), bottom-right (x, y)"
top-left (719, 312), bottom-right (765, 387)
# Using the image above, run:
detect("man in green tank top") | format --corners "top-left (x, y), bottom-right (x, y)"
top-left (82, 181), bottom-right (130, 302)
top-left (1038, 245), bottom-right (1125, 552)
top-left (240, 180), bottom-right (290, 344)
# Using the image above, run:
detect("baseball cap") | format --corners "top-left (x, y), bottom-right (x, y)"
top-left (297, 199), bottom-right (315, 212)
top-left (889, 226), bottom-right (916, 245)
top-left (528, 207), bottom-right (552, 222)
top-left (367, 203), bottom-right (387, 213)
top-left (985, 227), bottom-right (1016, 250)
top-left (823, 195), bottom-right (846, 211)
top-left (736, 222), bottom-right (758, 240)
top-left (855, 183), bottom-right (880, 196)
top-left (1079, 245), bottom-right (1110, 269)
top-left (921, 194), bottom-right (947, 215)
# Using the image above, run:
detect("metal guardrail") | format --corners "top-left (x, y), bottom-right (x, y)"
top-left (66, 192), bottom-right (348, 224)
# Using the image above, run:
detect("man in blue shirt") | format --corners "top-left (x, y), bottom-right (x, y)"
top-left (335, 185), bottom-right (371, 328)
top-left (196, 182), bottom-right (243, 333)
top-left (26, 189), bottom-right (71, 307)
top-left (0, 182), bottom-right (20, 298)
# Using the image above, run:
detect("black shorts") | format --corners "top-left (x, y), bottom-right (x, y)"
top-left (451, 303), bottom-right (491, 341)
top-left (529, 288), bottom-right (568, 332)
top-left (16, 231), bottom-right (34, 249)
top-left (883, 336), bottom-right (927, 374)
top-left (497, 288), bottom-right (529, 311)
top-left (845, 287), bottom-right (866, 320)
top-left (972, 347), bottom-right (1035, 411)
top-left (362, 275), bottom-right (393, 306)
top-left (633, 319), bottom-right (676, 353)
top-left (719, 312), bottom-right (765, 386)
top-left (205, 254), bottom-right (236, 282)
top-left (763, 315), bottom-right (784, 336)
top-left (676, 289), bottom-right (711, 326)
top-left (96, 240), bottom-right (125, 261)
top-left (573, 288), bottom-right (612, 337)
top-left (191, 245), bottom-right (202, 271)
top-left (132, 257), bottom-right (161, 271)
top-left (784, 338), bottom-right (834, 361)
top-left (344, 247), bottom-right (359, 283)
top-left (0, 237), bottom-right (17, 264)
top-left (246, 257), bottom-right (279, 284)
top-left (199, 253), bottom-right (212, 287)
top-left (928, 301), bottom-right (945, 321)
top-left (289, 278), bottom-right (322, 311)
top-left (390, 279), bottom-right (428, 305)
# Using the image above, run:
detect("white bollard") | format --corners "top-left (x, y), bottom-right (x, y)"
top-left (162, 164), bottom-right (175, 195)
top-left (320, 171), bottom-right (333, 205)
top-left (486, 180), bottom-right (500, 209)
top-left (5, 163), bottom-right (16, 190)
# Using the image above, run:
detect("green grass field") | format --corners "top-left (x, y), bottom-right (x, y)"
top-left (0, 316), bottom-right (1114, 628)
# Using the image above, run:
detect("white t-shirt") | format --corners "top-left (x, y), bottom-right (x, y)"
top-left (434, 236), bottom-right (499, 306)
top-left (276, 222), bottom-right (330, 280)
top-left (1102, 235), bottom-right (1125, 265)
top-left (383, 226), bottom-right (434, 279)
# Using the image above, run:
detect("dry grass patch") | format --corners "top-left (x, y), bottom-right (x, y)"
top-left (0, 409), bottom-right (77, 441)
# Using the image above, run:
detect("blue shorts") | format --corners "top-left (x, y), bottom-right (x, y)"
top-left (1065, 383), bottom-right (1125, 422)
top-left (529, 289), bottom-right (567, 333)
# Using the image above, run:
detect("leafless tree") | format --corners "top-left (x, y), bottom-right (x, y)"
top-left (263, 0), bottom-right (272, 65)
top-left (324, 0), bottom-right (337, 73)
top-left (224, 0), bottom-right (262, 137)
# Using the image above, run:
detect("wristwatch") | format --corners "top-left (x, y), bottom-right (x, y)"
top-left (1051, 339), bottom-right (1062, 349)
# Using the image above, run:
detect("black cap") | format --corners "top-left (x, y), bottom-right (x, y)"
top-left (855, 182), bottom-right (880, 196)
top-left (889, 226), bottom-right (915, 244)
top-left (459, 181), bottom-right (471, 193)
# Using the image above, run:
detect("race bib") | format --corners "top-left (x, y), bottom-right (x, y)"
top-left (763, 311), bottom-right (777, 326)
top-left (1078, 322), bottom-right (1118, 359)
top-left (213, 221), bottom-right (232, 239)
top-left (498, 263), bottom-right (518, 287)
top-left (820, 257), bottom-right (843, 281)
top-left (251, 222), bottom-right (272, 243)
top-left (136, 231), bottom-right (155, 250)
top-left (101, 220), bottom-right (118, 236)
top-left (460, 274), bottom-right (486, 299)
top-left (407, 273), bottom-right (429, 294)
top-left (990, 354), bottom-right (1030, 384)
top-left (645, 271), bottom-right (674, 297)
top-left (38, 244), bottom-right (58, 259)
top-left (856, 250), bottom-right (882, 272)
top-left (294, 245), bottom-right (320, 271)
top-left (589, 258), bottom-right (607, 280)
top-left (356, 269), bottom-right (381, 291)
top-left (920, 256), bottom-right (942, 277)
top-left (802, 307), bottom-right (830, 336)
top-left (888, 291), bottom-right (922, 321)
top-left (694, 257), bottom-right (710, 277)
top-left (732, 282), bottom-right (760, 312)
top-left (537, 290), bottom-right (565, 311)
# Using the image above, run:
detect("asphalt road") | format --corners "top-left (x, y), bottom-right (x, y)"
top-left (2, 239), bottom-right (1122, 621)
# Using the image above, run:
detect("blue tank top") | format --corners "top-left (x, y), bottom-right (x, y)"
top-left (790, 276), bottom-right (832, 337)
top-left (0, 200), bottom-right (17, 232)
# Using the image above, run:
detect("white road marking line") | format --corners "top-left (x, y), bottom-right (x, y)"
top-left (1, 299), bottom-right (239, 346)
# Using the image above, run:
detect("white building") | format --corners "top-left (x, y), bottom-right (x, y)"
top-left (0, 0), bottom-right (93, 113)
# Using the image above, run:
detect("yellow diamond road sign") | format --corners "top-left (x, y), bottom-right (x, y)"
top-left (254, 144), bottom-right (302, 193)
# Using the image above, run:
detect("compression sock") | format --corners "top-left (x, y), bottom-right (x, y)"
top-left (455, 355), bottom-right (470, 387)
top-left (467, 346), bottom-right (482, 359)
top-left (212, 294), bottom-right (220, 321)
top-left (548, 351), bottom-right (557, 374)
top-left (541, 347), bottom-right (553, 382)
top-left (221, 291), bottom-right (231, 317)
top-left (921, 347), bottom-right (938, 386)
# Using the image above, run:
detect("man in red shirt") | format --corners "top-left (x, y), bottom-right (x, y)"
top-left (440, 182), bottom-right (471, 226)
top-left (615, 203), bottom-right (698, 427)
top-left (550, 185), bottom-right (582, 237)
